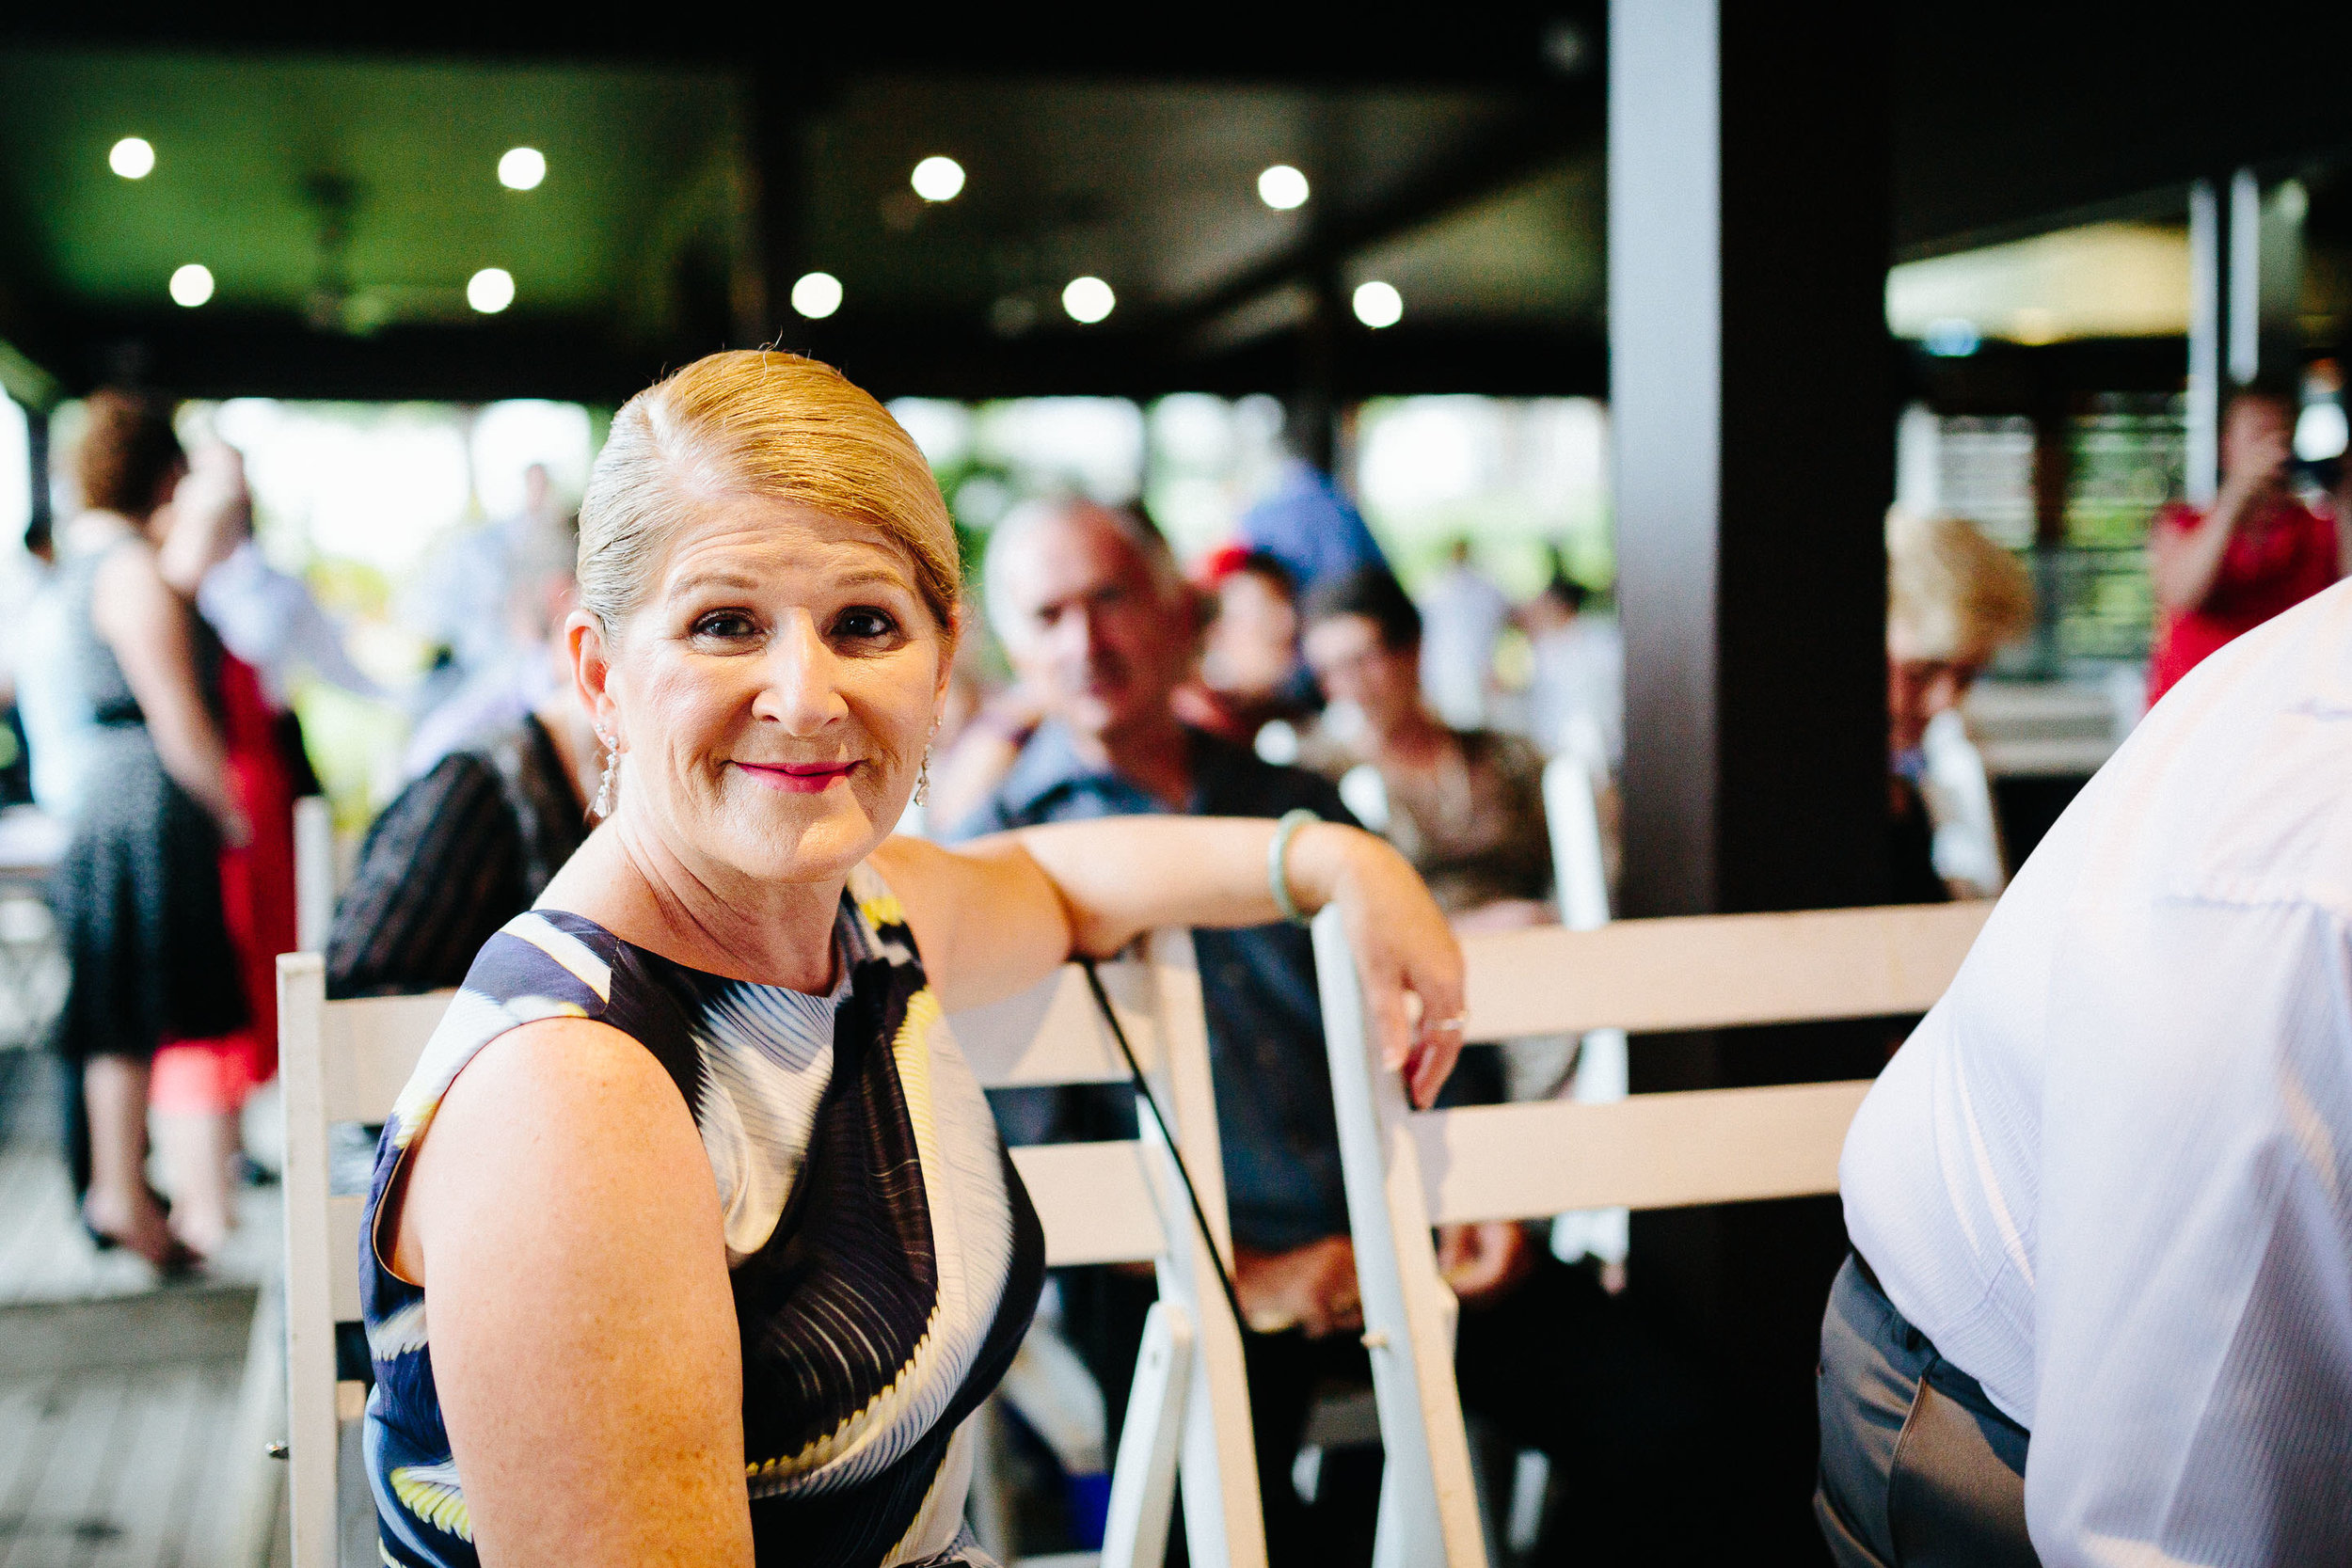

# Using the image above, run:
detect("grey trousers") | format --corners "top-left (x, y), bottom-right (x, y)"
top-left (1814, 1254), bottom-right (2041, 1568)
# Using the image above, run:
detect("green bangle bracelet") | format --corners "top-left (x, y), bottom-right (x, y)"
top-left (1268, 808), bottom-right (1319, 927)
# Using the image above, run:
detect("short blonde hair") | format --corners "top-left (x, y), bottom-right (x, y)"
top-left (578, 351), bottom-right (959, 637)
top-left (1886, 508), bottom-right (2036, 662)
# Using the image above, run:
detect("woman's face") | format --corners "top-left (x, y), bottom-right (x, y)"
top-left (1887, 648), bottom-right (1986, 756)
top-left (1303, 612), bottom-right (1422, 736)
top-left (577, 498), bottom-right (950, 888)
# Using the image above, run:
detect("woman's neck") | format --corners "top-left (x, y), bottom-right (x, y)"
top-left (1375, 707), bottom-right (1454, 770)
top-left (545, 812), bottom-right (846, 994)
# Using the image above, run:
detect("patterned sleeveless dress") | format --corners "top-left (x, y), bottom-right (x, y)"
top-left (359, 867), bottom-right (1043, 1568)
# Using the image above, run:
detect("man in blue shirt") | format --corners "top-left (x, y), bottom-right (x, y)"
top-left (1237, 456), bottom-right (1390, 602)
top-left (951, 500), bottom-right (1708, 1563)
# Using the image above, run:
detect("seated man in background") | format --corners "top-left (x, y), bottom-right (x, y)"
top-left (950, 499), bottom-right (1706, 1564)
top-left (324, 575), bottom-right (600, 997)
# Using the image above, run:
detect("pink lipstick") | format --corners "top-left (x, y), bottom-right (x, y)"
top-left (737, 761), bottom-right (856, 793)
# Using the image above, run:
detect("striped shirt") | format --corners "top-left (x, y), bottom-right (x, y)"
top-left (326, 716), bottom-right (585, 997)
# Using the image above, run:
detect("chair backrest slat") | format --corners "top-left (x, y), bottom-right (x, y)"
top-left (327, 1196), bottom-right (367, 1323)
top-left (952, 961), bottom-right (1160, 1086)
top-left (1009, 1141), bottom-right (1168, 1266)
top-left (1410, 1080), bottom-right (1875, 1224)
top-left (1462, 899), bottom-right (1990, 1041)
top-left (319, 992), bottom-right (454, 1123)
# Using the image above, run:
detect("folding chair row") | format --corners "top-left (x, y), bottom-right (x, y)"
top-left (278, 929), bottom-right (1265, 1568)
top-left (283, 897), bottom-right (1991, 1568)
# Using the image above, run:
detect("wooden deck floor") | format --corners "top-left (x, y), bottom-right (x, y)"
top-left (0, 1053), bottom-right (280, 1310)
top-left (0, 1053), bottom-right (291, 1568)
top-left (0, 1288), bottom-right (288, 1568)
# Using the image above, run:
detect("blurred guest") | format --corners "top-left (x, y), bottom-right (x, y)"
top-left (1300, 567), bottom-right (1553, 932)
top-left (1236, 404), bottom-right (1389, 598)
top-left (1416, 537), bottom-right (1509, 730)
top-left (956, 501), bottom-right (1704, 1564)
top-left (164, 441), bottom-right (380, 708)
top-left (326, 588), bottom-right (598, 996)
top-left (36, 391), bottom-right (248, 1270)
top-left (400, 520), bottom-right (578, 778)
top-left (1822, 578), bottom-right (2352, 1567)
top-left (2146, 388), bottom-right (2346, 705)
top-left (1886, 511), bottom-right (2034, 904)
top-left (1522, 565), bottom-right (1624, 775)
top-left (401, 461), bottom-right (571, 689)
top-left (1174, 544), bottom-right (1313, 745)
top-left (148, 451), bottom-right (310, 1235)
top-left (921, 680), bottom-right (1047, 838)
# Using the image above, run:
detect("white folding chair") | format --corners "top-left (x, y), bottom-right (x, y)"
top-left (278, 928), bottom-right (1264, 1568)
top-left (278, 956), bottom-right (455, 1568)
top-left (948, 929), bottom-right (1265, 1568)
top-left (1311, 899), bottom-right (1993, 1568)
top-left (1537, 755), bottom-right (1629, 1269)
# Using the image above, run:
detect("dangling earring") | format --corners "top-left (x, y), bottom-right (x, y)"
top-left (593, 730), bottom-right (620, 819)
top-left (913, 716), bottom-right (940, 809)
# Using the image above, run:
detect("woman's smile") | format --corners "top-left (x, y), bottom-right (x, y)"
top-left (733, 758), bottom-right (860, 793)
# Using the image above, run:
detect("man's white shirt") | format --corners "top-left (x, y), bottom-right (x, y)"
top-left (1844, 578), bottom-right (2352, 1565)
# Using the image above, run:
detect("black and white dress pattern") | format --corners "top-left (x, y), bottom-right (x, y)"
top-left (359, 866), bottom-right (1044, 1568)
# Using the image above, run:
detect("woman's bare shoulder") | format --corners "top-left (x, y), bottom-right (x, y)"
top-left (394, 1014), bottom-right (709, 1284)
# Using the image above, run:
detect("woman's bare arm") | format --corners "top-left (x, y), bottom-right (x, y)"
top-left (90, 542), bottom-right (246, 839)
top-left (395, 1018), bottom-right (753, 1568)
top-left (873, 816), bottom-right (1466, 1106)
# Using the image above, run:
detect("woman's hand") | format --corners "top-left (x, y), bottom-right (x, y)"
top-left (1287, 823), bottom-right (1468, 1107)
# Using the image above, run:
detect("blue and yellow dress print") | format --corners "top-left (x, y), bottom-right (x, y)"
top-left (358, 867), bottom-right (1044, 1568)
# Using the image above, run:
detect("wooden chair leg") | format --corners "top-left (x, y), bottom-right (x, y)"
top-left (1099, 1301), bottom-right (1194, 1568)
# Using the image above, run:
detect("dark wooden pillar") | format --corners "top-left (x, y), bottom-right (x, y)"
top-left (1613, 0), bottom-right (1891, 925)
top-left (1610, 2), bottom-right (1892, 1553)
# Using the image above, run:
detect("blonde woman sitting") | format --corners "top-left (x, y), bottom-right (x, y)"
top-left (357, 352), bottom-right (1463, 1568)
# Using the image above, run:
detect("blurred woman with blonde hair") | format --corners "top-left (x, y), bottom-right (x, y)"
top-left (356, 351), bottom-right (1466, 1568)
top-left (1884, 508), bottom-right (2035, 901)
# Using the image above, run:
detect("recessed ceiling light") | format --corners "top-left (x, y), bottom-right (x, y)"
top-left (1353, 280), bottom-right (1402, 328)
top-left (911, 156), bottom-right (965, 202)
top-left (168, 263), bottom-right (213, 307)
top-left (1258, 165), bottom-right (1310, 211)
top-left (1062, 276), bottom-right (1115, 325)
top-left (498, 148), bottom-right (547, 191)
top-left (791, 272), bottom-right (844, 319)
top-left (468, 267), bottom-right (516, 314)
top-left (110, 137), bottom-right (155, 180)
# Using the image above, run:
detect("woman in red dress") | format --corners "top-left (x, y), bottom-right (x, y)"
top-left (150, 449), bottom-right (303, 1257)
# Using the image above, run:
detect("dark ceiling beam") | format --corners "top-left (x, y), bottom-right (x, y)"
top-left (37, 308), bottom-right (686, 404)
top-left (1901, 336), bottom-right (2191, 415)
top-left (0, 8), bottom-right (1605, 91)
top-left (1893, 3), bottom-right (2352, 260)
top-left (1154, 102), bottom-right (1602, 354)
top-left (33, 298), bottom-right (1607, 406)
